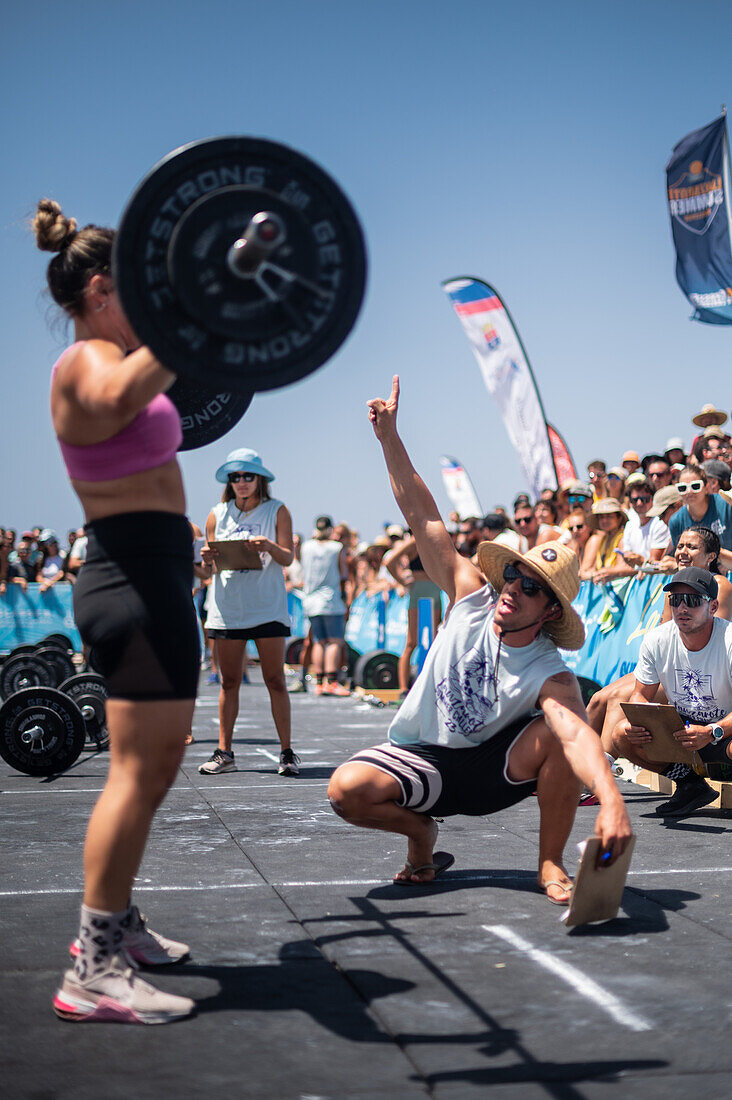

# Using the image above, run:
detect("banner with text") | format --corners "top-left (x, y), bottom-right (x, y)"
top-left (666, 113), bottom-right (732, 324)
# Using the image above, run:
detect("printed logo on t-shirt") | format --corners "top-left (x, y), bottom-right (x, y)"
top-left (711, 519), bottom-right (725, 538)
top-left (435, 644), bottom-right (497, 737)
top-left (674, 668), bottom-right (713, 705)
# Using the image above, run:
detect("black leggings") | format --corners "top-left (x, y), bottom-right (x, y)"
top-left (74, 512), bottom-right (200, 701)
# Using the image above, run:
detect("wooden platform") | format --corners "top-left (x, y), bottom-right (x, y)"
top-left (633, 765), bottom-right (732, 809)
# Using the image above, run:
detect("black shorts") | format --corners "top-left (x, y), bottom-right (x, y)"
top-left (74, 512), bottom-right (200, 701)
top-left (207, 621), bottom-right (289, 641)
top-left (346, 715), bottom-right (538, 817)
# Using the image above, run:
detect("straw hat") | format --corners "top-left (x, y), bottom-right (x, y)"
top-left (692, 404), bottom-right (728, 428)
top-left (477, 540), bottom-right (585, 650)
top-left (591, 498), bottom-right (627, 523)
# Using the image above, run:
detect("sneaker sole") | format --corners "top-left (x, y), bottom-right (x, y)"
top-left (53, 990), bottom-right (193, 1025)
top-left (278, 768), bottom-right (299, 776)
top-left (198, 765), bottom-right (237, 774)
top-left (657, 790), bottom-right (718, 816)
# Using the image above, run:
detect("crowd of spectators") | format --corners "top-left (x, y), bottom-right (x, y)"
top-left (7, 405), bottom-right (732, 619)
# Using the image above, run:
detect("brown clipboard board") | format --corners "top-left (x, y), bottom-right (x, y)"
top-left (209, 540), bottom-right (263, 571)
top-left (562, 835), bottom-right (636, 927)
top-left (619, 702), bottom-right (693, 764)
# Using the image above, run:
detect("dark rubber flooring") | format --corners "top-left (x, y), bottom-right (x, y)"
top-left (1, 667), bottom-right (731, 1099)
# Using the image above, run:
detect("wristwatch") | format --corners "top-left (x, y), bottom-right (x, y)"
top-left (709, 725), bottom-right (726, 743)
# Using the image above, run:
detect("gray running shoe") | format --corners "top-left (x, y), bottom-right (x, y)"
top-left (198, 749), bottom-right (236, 775)
top-left (278, 748), bottom-right (300, 776)
top-left (287, 679), bottom-right (306, 693)
top-left (53, 955), bottom-right (194, 1024)
top-left (70, 906), bottom-right (189, 967)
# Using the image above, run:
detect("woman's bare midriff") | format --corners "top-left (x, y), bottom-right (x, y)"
top-left (71, 458), bottom-right (186, 522)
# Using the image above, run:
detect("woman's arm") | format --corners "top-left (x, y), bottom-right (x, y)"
top-left (247, 505), bottom-right (294, 567)
top-left (579, 533), bottom-right (601, 580)
top-left (383, 536), bottom-right (416, 584)
top-left (52, 340), bottom-right (176, 441)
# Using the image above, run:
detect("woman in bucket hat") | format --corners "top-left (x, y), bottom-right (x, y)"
top-left (328, 376), bottom-right (631, 897)
top-left (200, 448), bottom-right (299, 778)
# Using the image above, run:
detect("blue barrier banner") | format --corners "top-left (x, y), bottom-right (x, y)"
top-left (560, 575), bottom-right (667, 685)
top-left (287, 590), bottom-right (308, 638)
top-left (344, 578), bottom-right (668, 690)
top-left (0, 585), bottom-right (82, 653)
top-left (666, 114), bottom-right (732, 324)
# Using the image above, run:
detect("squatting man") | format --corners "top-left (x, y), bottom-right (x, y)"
top-left (328, 377), bottom-right (632, 899)
top-left (612, 566), bottom-right (732, 818)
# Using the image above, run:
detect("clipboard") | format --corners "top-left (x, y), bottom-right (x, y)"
top-left (562, 835), bottom-right (636, 927)
top-left (209, 540), bottom-right (263, 571)
top-left (619, 702), bottom-right (693, 764)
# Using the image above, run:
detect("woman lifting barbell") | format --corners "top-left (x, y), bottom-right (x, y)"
top-left (35, 199), bottom-right (196, 1024)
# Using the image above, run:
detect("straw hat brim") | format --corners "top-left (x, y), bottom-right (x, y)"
top-left (476, 541), bottom-right (586, 651)
top-left (692, 407), bottom-right (728, 428)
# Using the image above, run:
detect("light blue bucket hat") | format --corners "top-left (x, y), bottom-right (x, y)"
top-left (215, 447), bottom-right (275, 484)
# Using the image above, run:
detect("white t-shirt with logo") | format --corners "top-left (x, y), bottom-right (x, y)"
top-left (388, 584), bottom-right (567, 748)
top-left (635, 617), bottom-right (732, 725)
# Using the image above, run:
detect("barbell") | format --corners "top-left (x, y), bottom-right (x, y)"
top-left (113, 136), bottom-right (367, 448)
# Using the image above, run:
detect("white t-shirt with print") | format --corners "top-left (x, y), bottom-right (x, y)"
top-left (635, 617), bottom-right (732, 725)
top-left (388, 584), bottom-right (567, 748)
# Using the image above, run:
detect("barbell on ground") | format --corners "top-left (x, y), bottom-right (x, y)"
top-left (113, 136), bottom-right (367, 448)
top-left (0, 672), bottom-right (109, 776)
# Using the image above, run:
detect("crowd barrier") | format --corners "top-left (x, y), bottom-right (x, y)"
top-left (0, 577), bottom-right (669, 688)
top-left (339, 576), bottom-right (670, 688)
top-left (0, 585), bottom-right (82, 653)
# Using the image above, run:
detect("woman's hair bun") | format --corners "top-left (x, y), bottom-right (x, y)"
top-left (33, 199), bottom-right (78, 253)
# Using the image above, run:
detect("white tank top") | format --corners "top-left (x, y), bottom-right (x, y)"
top-left (388, 585), bottom-right (567, 748)
top-left (301, 539), bottom-right (346, 616)
top-left (205, 498), bottom-right (289, 630)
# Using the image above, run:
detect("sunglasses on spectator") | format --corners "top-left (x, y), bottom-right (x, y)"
top-left (568, 523), bottom-right (585, 532)
top-left (668, 592), bottom-right (711, 608)
top-left (676, 481), bottom-right (704, 494)
top-left (630, 494), bottom-right (652, 504)
top-left (503, 562), bottom-right (553, 599)
top-left (515, 516), bottom-right (534, 525)
top-left (567, 494), bottom-right (589, 505)
top-left (228, 472), bottom-right (257, 483)
top-left (648, 469), bottom-right (669, 478)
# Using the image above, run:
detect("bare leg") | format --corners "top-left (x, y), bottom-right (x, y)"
top-left (83, 699), bottom-right (195, 911)
top-left (256, 636), bottom-right (291, 750)
top-left (507, 717), bottom-right (582, 902)
top-left (328, 762), bottom-right (440, 882)
top-left (324, 640), bottom-right (343, 678)
top-left (216, 639), bottom-right (246, 753)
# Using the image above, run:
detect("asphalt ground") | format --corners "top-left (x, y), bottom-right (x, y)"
top-left (1, 667), bottom-right (731, 1099)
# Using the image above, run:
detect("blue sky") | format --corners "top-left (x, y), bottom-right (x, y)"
top-left (2, 1), bottom-right (732, 541)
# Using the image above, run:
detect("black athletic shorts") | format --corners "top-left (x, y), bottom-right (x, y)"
top-left (74, 512), bottom-right (200, 701)
top-left (207, 621), bottom-right (289, 641)
top-left (346, 715), bottom-right (539, 817)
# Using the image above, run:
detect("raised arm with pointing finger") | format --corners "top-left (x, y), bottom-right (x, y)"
top-left (367, 375), bottom-right (484, 610)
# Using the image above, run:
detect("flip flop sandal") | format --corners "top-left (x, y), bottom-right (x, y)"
top-left (394, 851), bottom-right (455, 885)
top-left (540, 879), bottom-right (573, 906)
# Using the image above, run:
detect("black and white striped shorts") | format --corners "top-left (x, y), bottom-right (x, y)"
top-left (346, 715), bottom-right (539, 818)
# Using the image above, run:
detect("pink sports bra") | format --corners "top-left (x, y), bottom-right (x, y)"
top-left (52, 342), bottom-right (182, 482)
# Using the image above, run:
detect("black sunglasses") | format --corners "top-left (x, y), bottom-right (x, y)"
top-left (503, 562), bottom-right (553, 599)
top-left (228, 472), bottom-right (257, 483)
top-left (668, 592), bottom-right (711, 608)
top-left (630, 494), bottom-right (652, 504)
top-left (568, 523), bottom-right (585, 532)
